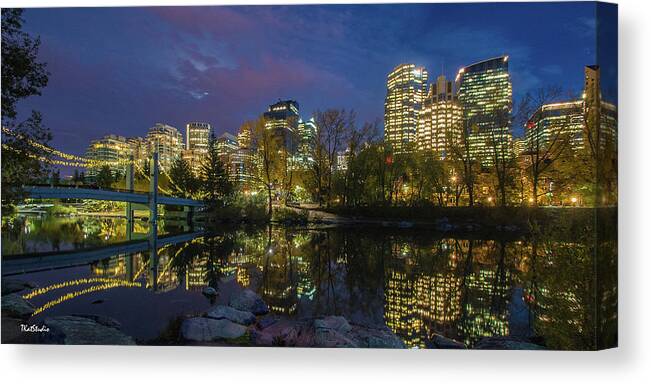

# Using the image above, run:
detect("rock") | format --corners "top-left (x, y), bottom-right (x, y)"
top-left (229, 289), bottom-right (269, 315)
top-left (351, 325), bottom-right (405, 349)
top-left (314, 327), bottom-right (358, 348)
top-left (1, 278), bottom-right (38, 296)
top-left (314, 316), bottom-right (352, 333)
top-left (201, 286), bottom-right (218, 298)
top-left (180, 317), bottom-right (247, 342)
top-left (474, 336), bottom-right (544, 350)
top-left (206, 305), bottom-right (256, 325)
top-left (257, 315), bottom-right (280, 330)
top-left (251, 319), bottom-right (302, 347)
top-left (71, 314), bottom-right (121, 329)
top-left (1, 293), bottom-right (35, 319)
top-left (426, 333), bottom-right (466, 349)
top-left (40, 316), bottom-right (135, 345)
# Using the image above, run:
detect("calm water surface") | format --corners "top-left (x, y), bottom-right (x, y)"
top-left (1, 214), bottom-right (617, 349)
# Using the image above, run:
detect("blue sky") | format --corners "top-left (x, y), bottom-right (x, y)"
top-left (15, 2), bottom-right (616, 156)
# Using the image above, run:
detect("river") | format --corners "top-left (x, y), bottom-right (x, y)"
top-left (1, 214), bottom-right (617, 349)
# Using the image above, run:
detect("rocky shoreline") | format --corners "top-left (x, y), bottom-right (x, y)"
top-left (2, 278), bottom-right (544, 349)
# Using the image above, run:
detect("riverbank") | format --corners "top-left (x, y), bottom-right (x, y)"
top-left (276, 204), bottom-right (617, 237)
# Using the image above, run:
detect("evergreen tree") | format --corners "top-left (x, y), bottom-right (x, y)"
top-left (169, 156), bottom-right (198, 198)
top-left (95, 165), bottom-right (114, 189)
top-left (200, 134), bottom-right (233, 206)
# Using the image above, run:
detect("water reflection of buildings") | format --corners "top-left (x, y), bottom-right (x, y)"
top-left (384, 240), bottom-right (511, 348)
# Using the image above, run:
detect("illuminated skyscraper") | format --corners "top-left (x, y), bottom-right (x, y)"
top-left (186, 122), bottom-right (211, 151)
top-left (263, 100), bottom-right (300, 152)
top-left (146, 123), bottom-right (184, 170)
top-left (524, 100), bottom-right (585, 151)
top-left (295, 117), bottom-right (317, 168)
top-left (384, 64), bottom-right (428, 152)
top-left (183, 122), bottom-right (211, 174)
top-left (456, 56), bottom-right (513, 165)
top-left (418, 74), bottom-right (463, 159)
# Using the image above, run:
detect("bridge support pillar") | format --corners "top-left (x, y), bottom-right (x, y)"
top-left (149, 152), bottom-right (159, 235)
top-left (126, 156), bottom-right (135, 241)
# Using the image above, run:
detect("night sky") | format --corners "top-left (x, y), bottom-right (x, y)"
top-left (14, 2), bottom-right (616, 156)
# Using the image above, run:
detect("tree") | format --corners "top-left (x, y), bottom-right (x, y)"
top-left (95, 165), bottom-right (114, 189)
top-left (249, 117), bottom-right (277, 216)
top-left (1, 9), bottom-right (51, 203)
top-left (200, 134), bottom-right (233, 207)
top-left (311, 109), bottom-right (354, 207)
top-left (485, 107), bottom-right (517, 207)
top-left (449, 117), bottom-right (479, 206)
top-left (169, 156), bottom-right (198, 198)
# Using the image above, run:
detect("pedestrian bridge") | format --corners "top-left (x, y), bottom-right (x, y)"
top-left (24, 186), bottom-right (203, 207)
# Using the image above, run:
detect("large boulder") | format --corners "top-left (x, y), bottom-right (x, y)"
top-left (228, 289), bottom-right (268, 315)
top-left (251, 319), bottom-right (303, 347)
top-left (1, 293), bottom-right (35, 319)
top-left (474, 336), bottom-right (544, 350)
top-left (313, 316), bottom-right (357, 348)
top-left (71, 314), bottom-right (122, 329)
top-left (426, 333), bottom-right (466, 349)
top-left (314, 316), bottom-right (352, 333)
top-left (206, 305), bottom-right (256, 325)
top-left (40, 316), bottom-right (135, 345)
top-left (201, 286), bottom-right (218, 298)
top-left (350, 325), bottom-right (405, 349)
top-left (180, 317), bottom-right (247, 342)
top-left (2, 278), bottom-right (38, 296)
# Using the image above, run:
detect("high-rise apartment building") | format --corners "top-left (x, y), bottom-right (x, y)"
top-left (384, 64), bottom-right (428, 152)
top-left (85, 134), bottom-right (133, 177)
top-left (456, 56), bottom-right (513, 165)
top-left (418, 74), bottom-right (463, 159)
top-left (186, 122), bottom-right (211, 151)
top-left (146, 123), bottom-right (184, 170)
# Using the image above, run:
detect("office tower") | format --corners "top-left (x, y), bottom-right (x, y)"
top-left (263, 100), bottom-right (300, 152)
top-left (524, 100), bottom-right (585, 151)
top-left (524, 66), bottom-right (617, 154)
top-left (146, 123), bottom-right (184, 170)
top-left (418, 74), bottom-right (463, 159)
top-left (215, 132), bottom-right (239, 179)
top-left (85, 134), bottom-right (133, 177)
top-left (182, 122), bottom-right (211, 174)
top-left (295, 117), bottom-right (317, 168)
top-left (456, 56), bottom-right (513, 165)
top-left (384, 64), bottom-right (428, 152)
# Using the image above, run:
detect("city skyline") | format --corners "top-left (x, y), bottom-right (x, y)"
top-left (13, 3), bottom-right (615, 157)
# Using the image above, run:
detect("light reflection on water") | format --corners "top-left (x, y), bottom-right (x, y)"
top-left (1, 214), bottom-right (617, 349)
